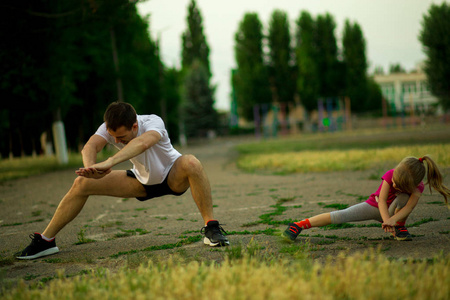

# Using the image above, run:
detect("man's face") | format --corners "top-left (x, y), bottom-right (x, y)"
top-left (107, 123), bottom-right (138, 145)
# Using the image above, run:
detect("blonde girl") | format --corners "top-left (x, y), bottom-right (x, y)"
top-left (284, 156), bottom-right (450, 241)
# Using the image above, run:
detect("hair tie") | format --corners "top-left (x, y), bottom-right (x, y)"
top-left (419, 157), bottom-right (423, 163)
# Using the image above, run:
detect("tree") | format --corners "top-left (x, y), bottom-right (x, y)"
top-left (389, 63), bottom-right (406, 74)
top-left (181, 0), bottom-right (216, 137)
top-left (342, 20), bottom-right (368, 112)
top-left (181, 0), bottom-right (211, 78)
top-left (0, 0), bottom-right (162, 157)
top-left (267, 10), bottom-right (295, 104)
top-left (234, 13), bottom-right (271, 120)
top-left (295, 11), bottom-right (320, 112)
top-left (183, 60), bottom-right (217, 137)
top-left (315, 13), bottom-right (342, 98)
top-left (373, 66), bottom-right (385, 75)
top-left (419, 2), bottom-right (450, 109)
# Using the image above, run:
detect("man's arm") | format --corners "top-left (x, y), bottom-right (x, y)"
top-left (80, 130), bottom-right (161, 178)
top-left (102, 130), bottom-right (161, 168)
top-left (75, 134), bottom-right (108, 178)
top-left (81, 135), bottom-right (108, 167)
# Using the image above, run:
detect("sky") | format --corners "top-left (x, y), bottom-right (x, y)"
top-left (137, 0), bottom-right (446, 111)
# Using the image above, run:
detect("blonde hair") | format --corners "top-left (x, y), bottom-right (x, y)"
top-left (393, 155), bottom-right (450, 205)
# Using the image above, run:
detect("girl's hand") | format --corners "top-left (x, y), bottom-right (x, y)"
top-left (382, 223), bottom-right (395, 233)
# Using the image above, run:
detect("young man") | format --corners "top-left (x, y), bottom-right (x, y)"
top-left (17, 102), bottom-right (229, 260)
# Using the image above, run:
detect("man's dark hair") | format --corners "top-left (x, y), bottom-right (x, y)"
top-left (104, 102), bottom-right (137, 131)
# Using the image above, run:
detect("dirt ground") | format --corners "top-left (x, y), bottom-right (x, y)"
top-left (1, 136), bottom-right (449, 287)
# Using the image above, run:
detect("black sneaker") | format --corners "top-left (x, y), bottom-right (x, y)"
top-left (392, 226), bottom-right (412, 241)
top-left (283, 223), bottom-right (302, 241)
top-left (16, 233), bottom-right (60, 260)
top-left (201, 220), bottom-right (230, 247)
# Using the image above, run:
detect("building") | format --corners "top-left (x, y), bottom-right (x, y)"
top-left (373, 65), bottom-right (440, 114)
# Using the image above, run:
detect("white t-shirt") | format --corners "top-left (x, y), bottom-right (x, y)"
top-left (94, 115), bottom-right (182, 185)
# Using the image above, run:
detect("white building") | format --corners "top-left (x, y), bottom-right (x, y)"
top-left (373, 65), bottom-right (440, 114)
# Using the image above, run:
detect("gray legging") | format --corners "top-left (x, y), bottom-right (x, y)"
top-left (330, 193), bottom-right (409, 224)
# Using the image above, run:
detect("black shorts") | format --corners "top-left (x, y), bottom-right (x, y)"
top-left (126, 170), bottom-right (187, 201)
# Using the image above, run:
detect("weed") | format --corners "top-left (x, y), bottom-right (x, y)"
top-left (408, 217), bottom-right (437, 227)
top-left (1, 219), bottom-right (44, 227)
top-left (316, 239), bottom-right (336, 245)
top-left (114, 228), bottom-right (149, 238)
top-left (75, 228), bottom-right (96, 245)
top-left (323, 203), bottom-right (349, 210)
top-left (31, 210), bottom-right (42, 217)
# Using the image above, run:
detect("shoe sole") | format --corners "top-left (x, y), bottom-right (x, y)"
top-left (203, 237), bottom-right (229, 247)
top-left (390, 235), bottom-right (412, 241)
top-left (16, 247), bottom-right (60, 260)
top-left (395, 236), bottom-right (412, 241)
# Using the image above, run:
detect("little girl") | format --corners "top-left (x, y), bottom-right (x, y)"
top-left (284, 155), bottom-right (450, 241)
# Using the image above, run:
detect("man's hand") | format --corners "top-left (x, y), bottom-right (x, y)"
top-left (76, 158), bottom-right (113, 179)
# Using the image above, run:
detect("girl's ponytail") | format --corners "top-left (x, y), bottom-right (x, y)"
top-left (422, 155), bottom-right (450, 206)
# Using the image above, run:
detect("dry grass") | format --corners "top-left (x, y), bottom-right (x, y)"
top-left (237, 144), bottom-right (450, 174)
top-left (2, 250), bottom-right (449, 299)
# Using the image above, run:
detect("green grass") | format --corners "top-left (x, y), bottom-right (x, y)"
top-left (3, 246), bottom-right (448, 300)
top-left (235, 127), bottom-right (450, 174)
top-left (0, 150), bottom-right (114, 183)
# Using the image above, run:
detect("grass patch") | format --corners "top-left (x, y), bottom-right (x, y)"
top-left (114, 228), bottom-right (149, 238)
top-left (0, 150), bottom-right (115, 183)
top-left (319, 203), bottom-right (349, 210)
top-left (2, 243), bottom-right (449, 299)
top-left (110, 235), bottom-right (203, 259)
top-left (1, 219), bottom-right (44, 227)
top-left (75, 228), bottom-right (96, 245)
top-left (236, 128), bottom-right (450, 174)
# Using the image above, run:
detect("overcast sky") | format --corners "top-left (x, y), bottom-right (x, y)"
top-left (137, 0), bottom-right (445, 111)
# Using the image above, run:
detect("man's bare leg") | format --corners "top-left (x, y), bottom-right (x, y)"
top-left (43, 170), bottom-right (146, 238)
top-left (167, 155), bottom-right (214, 225)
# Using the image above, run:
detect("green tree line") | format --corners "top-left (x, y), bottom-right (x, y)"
top-left (233, 10), bottom-right (382, 121)
top-left (0, 0), bottom-right (166, 158)
top-left (1, 1), bottom-right (448, 158)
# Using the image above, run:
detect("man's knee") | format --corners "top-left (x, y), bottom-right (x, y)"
top-left (180, 154), bottom-right (203, 174)
top-left (71, 176), bottom-right (90, 194)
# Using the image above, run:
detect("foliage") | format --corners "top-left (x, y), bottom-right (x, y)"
top-left (234, 13), bottom-right (272, 120)
top-left (162, 68), bottom-right (182, 143)
top-left (268, 10), bottom-right (296, 104)
top-left (295, 11), bottom-right (320, 112)
top-left (389, 63), bottom-right (406, 74)
top-left (183, 61), bottom-right (218, 137)
top-left (0, 0), bottom-right (165, 158)
top-left (419, 2), bottom-right (450, 109)
top-left (181, 0), bottom-right (211, 78)
top-left (314, 13), bottom-right (343, 99)
top-left (181, 0), bottom-right (217, 138)
top-left (343, 20), bottom-right (368, 112)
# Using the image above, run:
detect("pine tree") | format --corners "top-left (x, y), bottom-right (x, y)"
top-left (181, 0), bottom-right (217, 137)
top-left (295, 11), bottom-right (320, 112)
top-left (181, 0), bottom-right (211, 78)
top-left (342, 20), bottom-right (368, 112)
top-left (419, 2), bottom-right (450, 109)
top-left (268, 10), bottom-right (295, 104)
top-left (234, 13), bottom-right (271, 120)
top-left (184, 61), bottom-right (217, 137)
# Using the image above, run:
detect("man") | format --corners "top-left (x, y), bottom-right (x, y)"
top-left (17, 102), bottom-right (229, 260)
